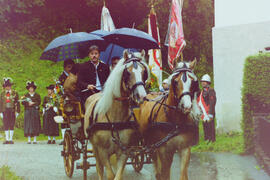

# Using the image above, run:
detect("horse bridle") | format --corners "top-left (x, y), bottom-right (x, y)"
top-left (171, 66), bottom-right (197, 106)
top-left (123, 56), bottom-right (148, 95)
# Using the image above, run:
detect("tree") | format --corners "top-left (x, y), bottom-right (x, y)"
top-left (0, 0), bottom-right (214, 70)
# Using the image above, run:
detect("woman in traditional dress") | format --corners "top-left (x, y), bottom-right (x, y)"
top-left (42, 84), bottom-right (59, 144)
top-left (22, 81), bottom-right (41, 144)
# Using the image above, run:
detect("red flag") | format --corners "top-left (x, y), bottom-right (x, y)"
top-left (167, 0), bottom-right (186, 70)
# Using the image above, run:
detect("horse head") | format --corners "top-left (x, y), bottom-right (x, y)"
top-left (169, 59), bottom-right (199, 114)
top-left (121, 49), bottom-right (149, 105)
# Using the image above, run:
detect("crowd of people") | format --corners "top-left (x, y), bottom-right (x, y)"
top-left (0, 45), bottom-right (216, 145)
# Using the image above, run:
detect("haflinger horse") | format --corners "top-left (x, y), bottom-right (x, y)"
top-left (84, 50), bottom-right (149, 180)
top-left (137, 59), bottom-right (201, 180)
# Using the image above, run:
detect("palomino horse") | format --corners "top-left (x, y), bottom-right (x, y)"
top-left (84, 50), bottom-right (149, 180)
top-left (137, 60), bottom-right (200, 180)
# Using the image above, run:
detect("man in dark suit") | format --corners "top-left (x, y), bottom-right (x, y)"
top-left (197, 74), bottom-right (216, 142)
top-left (0, 78), bottom-right (20, 144)
top-left (77, 45), bottom-right (110, 105)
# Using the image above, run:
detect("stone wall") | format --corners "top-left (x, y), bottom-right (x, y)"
top-left (253, 113), bottom-right (270, 175)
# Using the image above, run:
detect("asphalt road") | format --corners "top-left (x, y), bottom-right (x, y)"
top-left (0, 141), bottom-right (269, 180)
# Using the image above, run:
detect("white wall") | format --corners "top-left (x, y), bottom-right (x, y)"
top-left (213, 21), bottom-right (270, 132)
top-left (215, 0), bottom-right (270, 27)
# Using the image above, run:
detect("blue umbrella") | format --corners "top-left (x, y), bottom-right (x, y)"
top-left (40, 32), bottom-right (105, 62)
top-left (90, 30), bottom-right (138, 65)
top-left (102, 28), bottom-right (159, 50)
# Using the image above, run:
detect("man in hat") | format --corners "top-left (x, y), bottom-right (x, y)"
top-left (160, 78), bottom-right (170, 92)
top-left (77, 45), bottom-right (110, 106)
top-left (197, 74), bottom-right (216, 142)
top-left (0, 78), bottom-right (20, 144)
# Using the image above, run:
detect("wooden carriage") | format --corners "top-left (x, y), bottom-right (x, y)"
top-left (58, 97), bottom-right (151, 180)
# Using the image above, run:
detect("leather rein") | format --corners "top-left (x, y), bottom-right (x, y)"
top-left (115, 57), bottom-right (147, 102)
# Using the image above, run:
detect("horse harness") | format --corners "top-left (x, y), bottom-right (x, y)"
top-left (86, 56), bottom-right (148, 148)
top-left (171, 63), bottom-right (199, 105)
top-left (86, 62), bottom-right (199, 154)
top-left (141, 65), bottom-right (200, 152)
top-left (123, 55), bottom-right (148, 94)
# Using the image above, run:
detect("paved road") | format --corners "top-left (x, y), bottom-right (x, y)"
top-left (0, 141), bottom-right (269, 180)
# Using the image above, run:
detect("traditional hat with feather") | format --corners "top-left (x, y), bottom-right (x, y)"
top-left (26, 81), bottom-right (37, 90)
top-left (3, 77), bottom-right (13, 87)
top-left (46, 84), bottom-right (55, 90)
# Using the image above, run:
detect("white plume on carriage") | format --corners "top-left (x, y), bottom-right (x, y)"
top-left (94, 50), bottom-right (149, 116)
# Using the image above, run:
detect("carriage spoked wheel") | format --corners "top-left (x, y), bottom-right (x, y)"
top-left (131, 140), bottom-right (144, 172)
top-left (63, 130), bottom-right (75, 177)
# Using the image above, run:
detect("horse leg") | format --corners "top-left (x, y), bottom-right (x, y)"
top-left (178, 147), bottom-right (191, 180)
top-left (92, 146), bottom-right (104, 180)
top-left (154, 146), bottom-right (174, 180)
top-left (114, 153), bottom-right (128, 180)
top-left (97, 148), bottom-right (115, 180)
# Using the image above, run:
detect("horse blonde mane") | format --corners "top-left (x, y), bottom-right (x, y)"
top-left (94, 51), bottom-right (148, 116)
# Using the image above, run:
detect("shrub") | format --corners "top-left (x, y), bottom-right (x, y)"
top-left (0, 165), bottom-right (22, 180)
top-left (242, 53), bottom-right (270, 154)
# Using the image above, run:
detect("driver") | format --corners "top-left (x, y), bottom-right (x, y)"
top-left (77, 45), bottom-right (110, 106)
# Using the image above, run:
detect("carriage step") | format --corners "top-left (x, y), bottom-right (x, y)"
top-left (76, 161), bottom-right (96, 169)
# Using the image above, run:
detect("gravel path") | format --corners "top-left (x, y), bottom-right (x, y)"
top-left (0, 141), bottom-right (269, 180)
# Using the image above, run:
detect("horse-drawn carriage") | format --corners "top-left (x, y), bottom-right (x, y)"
top-left (58, 94), bottom-right (151, 180)
top-left (56, 50), bottom-right (200, 180)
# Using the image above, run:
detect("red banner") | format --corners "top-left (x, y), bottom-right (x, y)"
top-left (168, 0), bottom-right (186, 70)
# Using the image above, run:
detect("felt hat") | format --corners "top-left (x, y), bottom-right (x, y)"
top-left (46, 84), bottom-right (55, 90)
top-left (3, 77), bottom-right (13, 87)
top-left (26, 81), bottom-right (37, 90)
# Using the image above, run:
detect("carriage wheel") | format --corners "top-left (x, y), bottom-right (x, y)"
top-left (131, 151), bottom-right (144, 173)
top-left (63, 130), bottom-right (75, 177)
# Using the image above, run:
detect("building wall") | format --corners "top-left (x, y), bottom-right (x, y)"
top-left (215, 0), bottom-right (270, 27)
top-left (212, 21), bottom-right (270, 132)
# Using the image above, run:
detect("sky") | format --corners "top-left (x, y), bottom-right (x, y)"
top-left (215, 0), bottom-right (270, 27)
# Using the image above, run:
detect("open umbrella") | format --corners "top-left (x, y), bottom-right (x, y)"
top-left (90, 30), bottom-right (138, 65)
top-left (40, 32), bottom-right (105, 62)
top-left (102, 28), bottom-right (159, 50)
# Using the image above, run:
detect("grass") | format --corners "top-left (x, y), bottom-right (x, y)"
top-left (0, 165), bottom-right (22, 180)
top-left (0, 128), bottom-right (63, 142)
top-left (191, 121), bottom-right (245, 154)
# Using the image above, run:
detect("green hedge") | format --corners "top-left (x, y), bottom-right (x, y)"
top-left (242, 53), bottom-right (270, 154)
top-left (0, 165), bottom-right (22, 180)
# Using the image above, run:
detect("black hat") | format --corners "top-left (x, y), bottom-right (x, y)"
top-left (64, 59), bottom-right (75, 68)
top-left (46, 84), bottom-right (55, 90)
top-left (3, 77), bottom-right (13, 87)
top-left (26, 81), bottom-right (37, 90)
